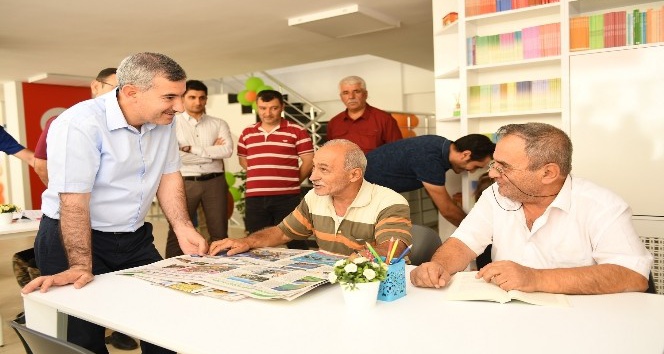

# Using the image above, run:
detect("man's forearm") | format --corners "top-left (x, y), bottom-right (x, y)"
top-left (59, 193), bottom-right (93, 271)
top-left (439, 203), bottom-right (466, 227)
top-left (157, 172), bottom-right (195, 231)
top-left (245, 226), bottom-right (292, 249)
top-left (430, 237), bottom-right (475, 274)
top-left (532, 264), bottom-right (648, 294)
top-left (34, 158), bottom-right (48, 185)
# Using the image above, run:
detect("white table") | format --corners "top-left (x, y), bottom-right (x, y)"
top-left (23, 267), bottom-right (664, 354)
top-left (0, 218), bottom-right (40, 241)
top-left (1, 218), bottom-right (39, 346)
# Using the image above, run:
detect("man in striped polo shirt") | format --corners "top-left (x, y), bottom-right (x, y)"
top-left (209, 139), bottom-right (412, 259)
top-left (237, 90), bottom-right (314, 249)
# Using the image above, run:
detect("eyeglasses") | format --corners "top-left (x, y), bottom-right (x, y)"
top-left (488, 161), bottom-right (526, 175)
top-left (97, 80), bottom-right (117, 88)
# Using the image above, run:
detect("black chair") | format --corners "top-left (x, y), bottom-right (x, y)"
top-left (409, 224), bottom-right (443, 266)
top-left (10, 320), bottom-right (94, 354)
top-left (646, 272), bottom-right (657, 294)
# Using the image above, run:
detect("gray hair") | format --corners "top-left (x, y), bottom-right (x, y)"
top-left (117, 52), bottom-right (186, 91)
top-left (496, 122), bottom-right (573, 176)
top-left (322, 139), bottom-right (367, 173)
top-left (339, 75), bottom-right (366, 90)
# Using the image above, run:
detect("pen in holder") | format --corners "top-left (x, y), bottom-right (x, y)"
top-left (378, 258), bottom-right (406, 302)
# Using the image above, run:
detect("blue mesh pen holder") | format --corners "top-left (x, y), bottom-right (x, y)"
top-left (378, 258), bottom-right (406, 302)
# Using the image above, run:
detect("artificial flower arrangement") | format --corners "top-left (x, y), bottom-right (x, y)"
top-left (328, 256), bottom-right (388, 291)
top-left (0, 203), bottom-right (20, 213)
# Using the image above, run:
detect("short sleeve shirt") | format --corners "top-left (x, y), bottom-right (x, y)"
top-left (326, 105), bottom-right (402, 154)
top-left (454, 175), bottom-right (653, 278)
top-left (278, 180), bottom-right (412, 256)
top-left (41, 90), bottom-right (181, 232)
top-left (365, 135), bottom-right (452, 192)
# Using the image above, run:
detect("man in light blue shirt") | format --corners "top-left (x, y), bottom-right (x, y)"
top-left (23, 52), bottom-right (207, 354)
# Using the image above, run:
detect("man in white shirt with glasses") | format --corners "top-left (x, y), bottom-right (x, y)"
top-left (411, 122), bottom-right (652, 295)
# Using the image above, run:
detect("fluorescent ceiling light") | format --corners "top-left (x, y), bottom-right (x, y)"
top-left (288, 4), bottom-right (400, 38)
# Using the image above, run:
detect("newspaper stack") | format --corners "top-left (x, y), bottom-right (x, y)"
top-left (118, 248), bottom-right (345, 301)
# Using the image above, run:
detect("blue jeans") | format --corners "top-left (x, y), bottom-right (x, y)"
top-left (34, 216), bottom-right (175, 354)
top-left (245, 194), bottom-right (308, 249)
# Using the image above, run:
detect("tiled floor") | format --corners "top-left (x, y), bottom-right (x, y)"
top-left (0, 217), bottom-right (245, 354)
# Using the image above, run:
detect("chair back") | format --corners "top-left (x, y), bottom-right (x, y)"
top-left (640, 235), bottom-right (664, 295)
top-left (10, 320), bottom-right (94, 354)
top-left (409, 224), bottom-right (443, 266)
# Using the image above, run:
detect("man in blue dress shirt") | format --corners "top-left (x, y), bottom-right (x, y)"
top-left (22, 52), bottom-right (207, 354)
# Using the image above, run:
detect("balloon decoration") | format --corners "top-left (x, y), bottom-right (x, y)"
top-left (238, 77), bottom-right (274, 110)
top-left (226, 170), bottom-right (247, 217)
top-left (391, 113), bottom-right (420, 138)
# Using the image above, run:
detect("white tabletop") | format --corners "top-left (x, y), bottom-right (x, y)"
top-left (23, 266), bottom-right (664, 354)
top-left (0, 218), bottom-right (40, 240)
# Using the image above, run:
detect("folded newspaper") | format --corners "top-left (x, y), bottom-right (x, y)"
top-left (118, 248), bottom-right (345, 301)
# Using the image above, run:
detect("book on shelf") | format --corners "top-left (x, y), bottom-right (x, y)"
top-left (446, 271), bottom-right (569, 307)
top-left (467, 78), bottom-right (560, 114)
top-left (570, 6), bottom-right (663, 52)
top-left (467, 22), bottom-right (559, 65)
top-left (465, 0), bottom-right (559, 17)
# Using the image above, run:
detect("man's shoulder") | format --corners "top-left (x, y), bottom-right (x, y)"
top-left (329, 110), bottom-right (347, 123)
top-left (365, 104), bottom-right (392, 118)
top-left (363, 181), bottom-right (409, 206)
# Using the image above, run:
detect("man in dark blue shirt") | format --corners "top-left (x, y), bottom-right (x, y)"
top-left (365, 134), bottom-right (494, 227)
top-left (0, 126), bottom-right (34, 167)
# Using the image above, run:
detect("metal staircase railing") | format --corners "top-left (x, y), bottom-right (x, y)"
top-left (219, 72), bottom-right (326, 149)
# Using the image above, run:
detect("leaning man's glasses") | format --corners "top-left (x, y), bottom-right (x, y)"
top-left (97, 80), bottom-right (116, 88)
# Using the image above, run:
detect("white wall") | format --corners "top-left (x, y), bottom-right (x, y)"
top-left (266, 55), bottom-right (435, 121)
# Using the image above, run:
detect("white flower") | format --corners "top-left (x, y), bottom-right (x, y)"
top-left (353, 256), bottom-right (368, 264)
top-left (334, 259), bottom-right (346, 267)
top-left (344, 263), bottom-right (358, 273)
top-left (363, 268), bottom-right (376, 281)
top-left (328, 272), bottom-right (338, 284)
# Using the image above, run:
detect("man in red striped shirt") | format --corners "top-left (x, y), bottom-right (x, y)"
top-left (237, 90), bottom-right (314, 249)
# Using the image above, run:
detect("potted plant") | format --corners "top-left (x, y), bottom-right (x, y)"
top-left (328, 256), bottom-right (388, 309)
top-left (0, 203), bottom-right (20, 224)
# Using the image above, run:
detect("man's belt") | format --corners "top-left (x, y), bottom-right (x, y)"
top-left (183, 172), bottom-right (224, 182)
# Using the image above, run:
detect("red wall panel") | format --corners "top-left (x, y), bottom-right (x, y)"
top-left (22, 83), bottom-right (91, 209)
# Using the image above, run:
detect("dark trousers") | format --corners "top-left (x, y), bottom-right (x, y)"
top-left (166, 174), bottom-right (228, 258)
top-left (34, 216), bottom-right (175, 354)
top-left (245, 194), bottom-right (308, 249)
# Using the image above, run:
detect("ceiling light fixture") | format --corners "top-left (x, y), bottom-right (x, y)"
top-left (288, 4), bottom-right (400, 38)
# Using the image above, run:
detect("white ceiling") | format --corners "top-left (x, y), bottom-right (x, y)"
top-left (0, 0), bottom-right (433, 87)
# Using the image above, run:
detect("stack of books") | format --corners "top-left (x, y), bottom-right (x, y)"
top-left (465, 0), bottom-right (559, 17)
top-left (467, 78), bottom-right (561, 114)
top-left (467, 23), bottom-right (560, 65)
top-left (571, 6), bottom-right (664, 51)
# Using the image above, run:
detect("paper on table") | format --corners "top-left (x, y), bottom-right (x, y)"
top-left (22, 210), bottom-right (43, 221)
top-left (446, 271), bottom-right (569, 307)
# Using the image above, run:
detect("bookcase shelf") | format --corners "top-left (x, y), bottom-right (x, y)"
top-left (466, 2), bottom-right (561, 25)
top-left (467, 56), bottom-right (561, 71)
top-left (435, 67), bottom-right (460, 79)
top-left (436, 21), bottom-right (459, 36)
top-left (467, 109), bottom-right (562, 119)
top-left (432, 0), bottom-right (663, 238)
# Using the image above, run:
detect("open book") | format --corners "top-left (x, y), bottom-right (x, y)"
top-left (446, 271), bottom-right (569, 307)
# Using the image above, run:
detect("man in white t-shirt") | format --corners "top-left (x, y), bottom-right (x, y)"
top-left (410, 122), bottom-right (652, 295)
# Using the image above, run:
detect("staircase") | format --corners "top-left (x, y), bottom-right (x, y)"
top-left (220, 72), bottom-right (326, 149)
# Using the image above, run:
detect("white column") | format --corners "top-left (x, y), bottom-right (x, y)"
top-left (2, 82), bottom-right (31, 209)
